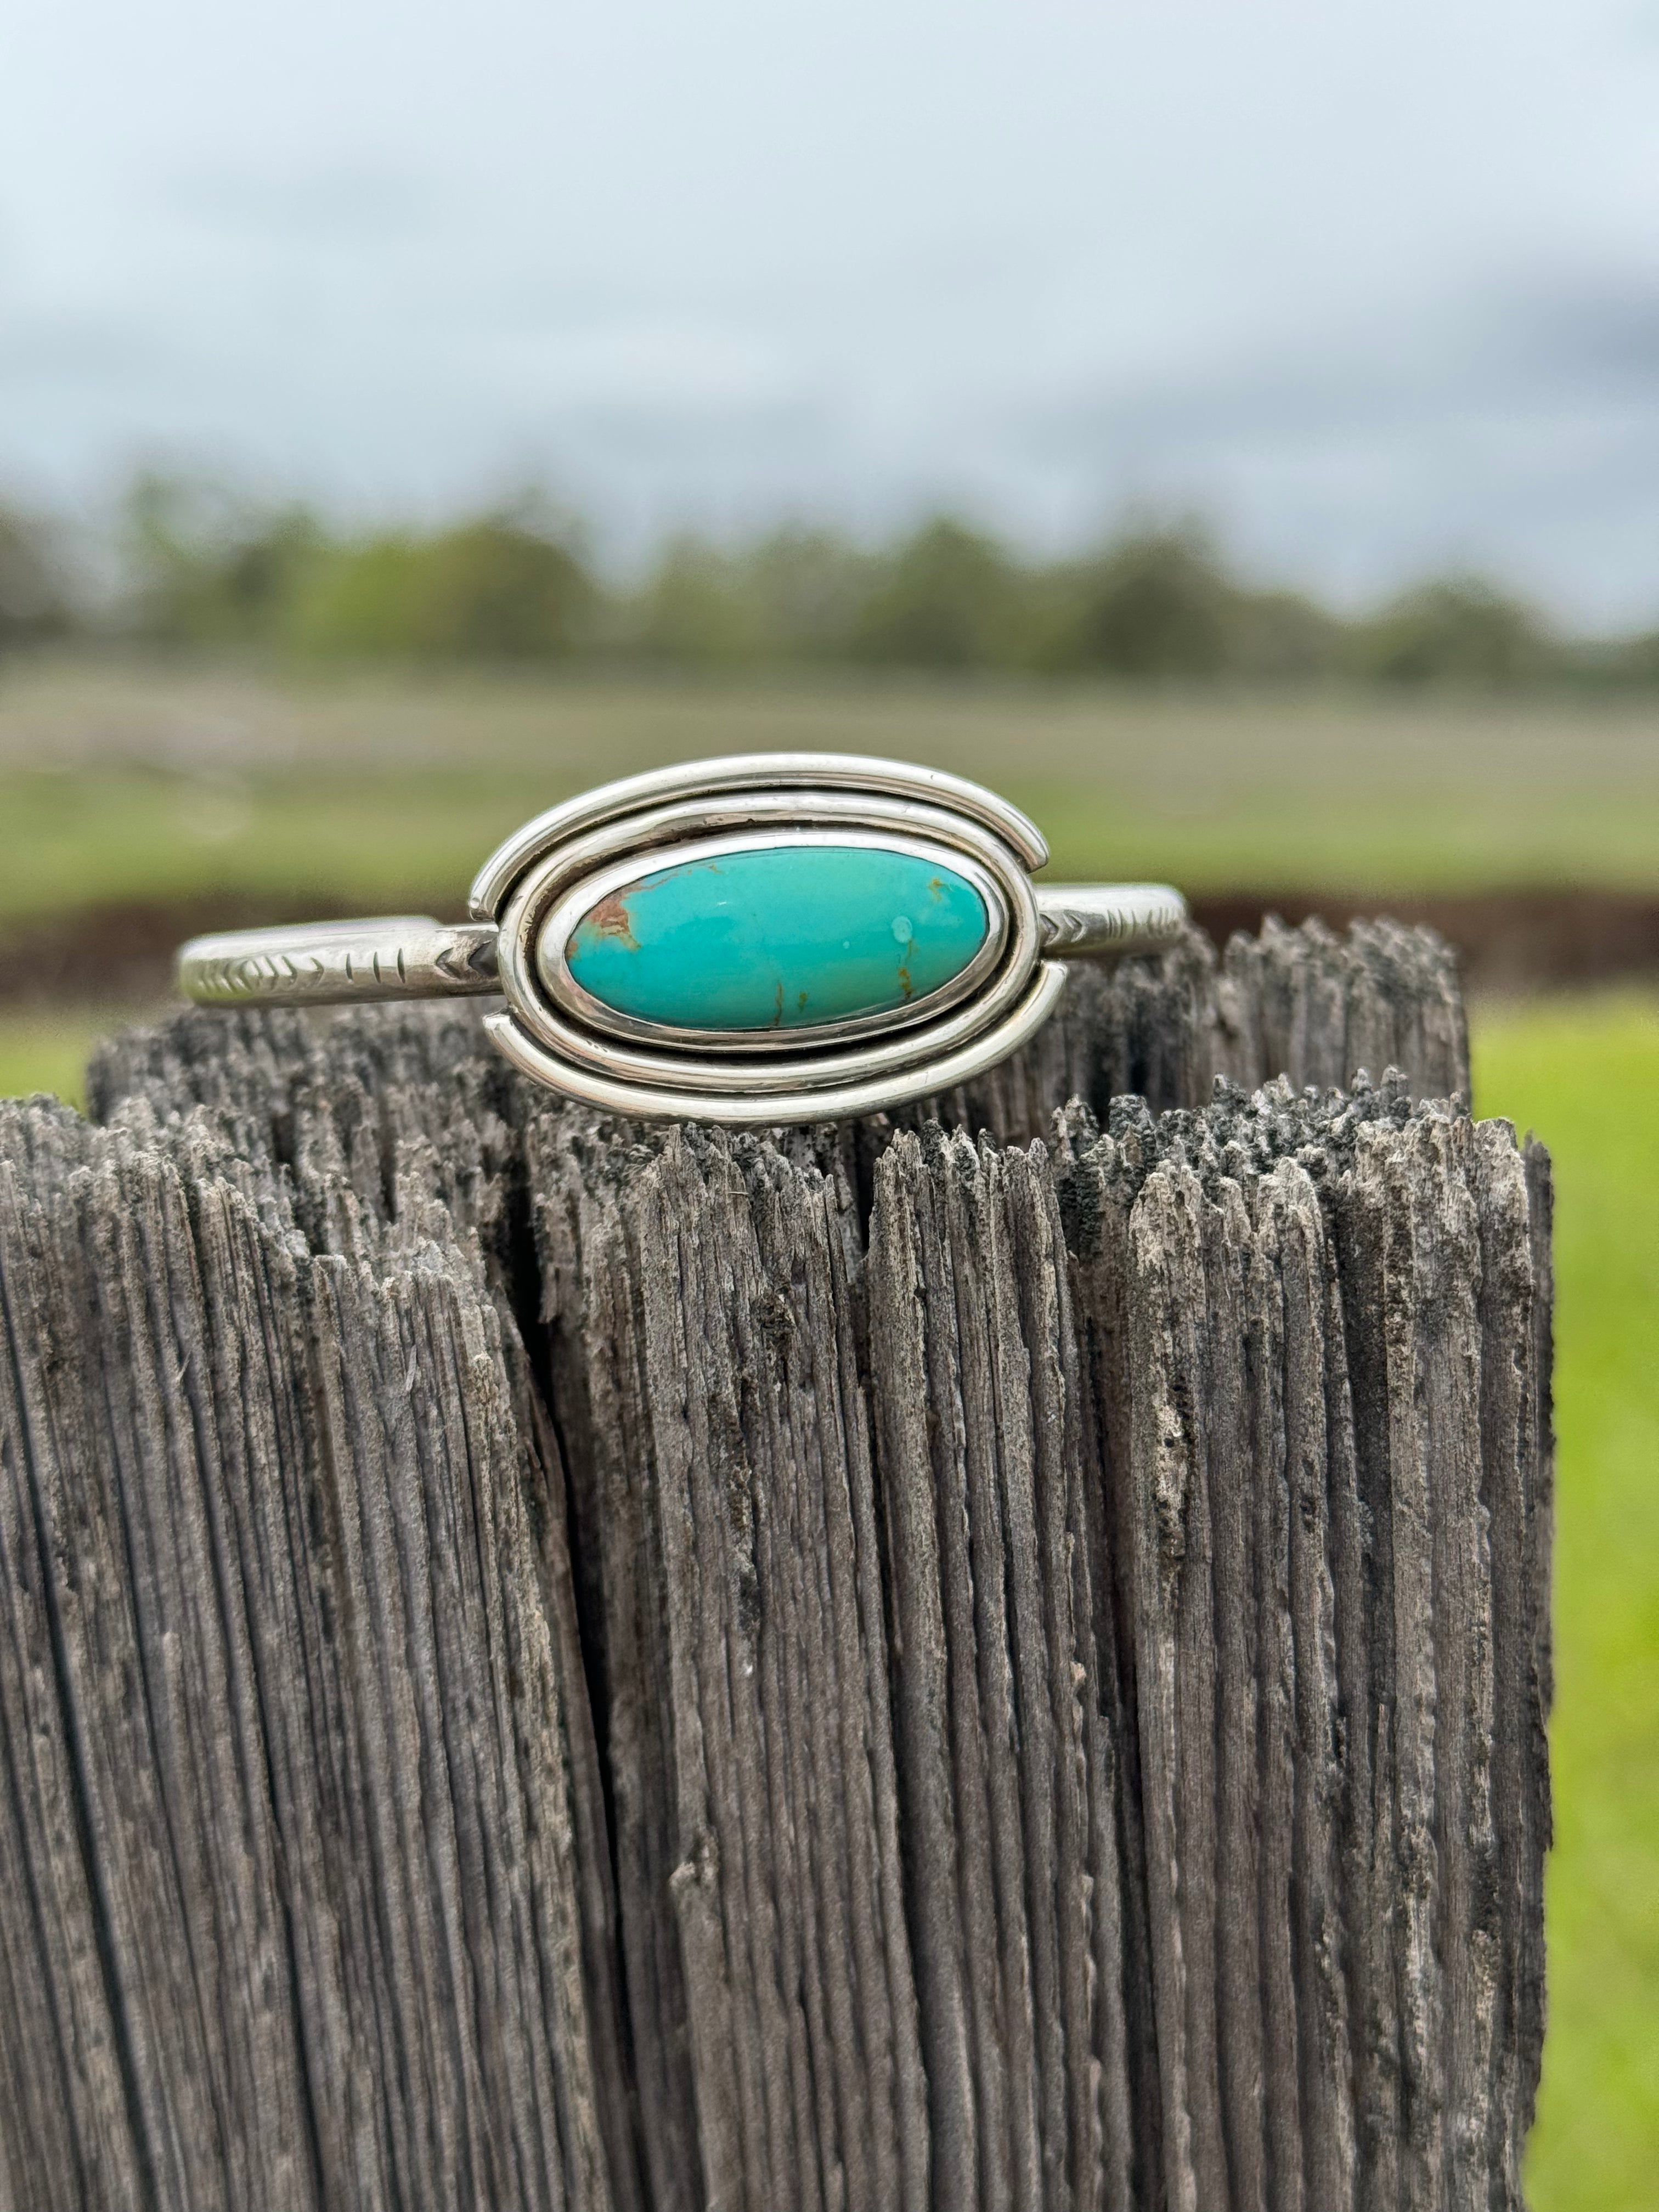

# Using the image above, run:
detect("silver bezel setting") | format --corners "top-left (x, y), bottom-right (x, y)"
top-left (473, 751), bottom-right (1062, 1124)
top-left (535, 827), bottom-right (1011, 1052)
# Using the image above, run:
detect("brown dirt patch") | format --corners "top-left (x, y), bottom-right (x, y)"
top-left (1186, 887), bottom-right (1659, 994)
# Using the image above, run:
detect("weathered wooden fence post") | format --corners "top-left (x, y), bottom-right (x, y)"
top-left (0, 918), bottom-right (1550, 2211)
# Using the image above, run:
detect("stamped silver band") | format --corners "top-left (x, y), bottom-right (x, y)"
top-left (178, 916), bottom-right (503, 1006)
top-left (177, 754), bottom-right (1187, 1122)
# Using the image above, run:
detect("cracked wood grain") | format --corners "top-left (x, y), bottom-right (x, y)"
top-left (0, 917), bottom-right (1546, 2211)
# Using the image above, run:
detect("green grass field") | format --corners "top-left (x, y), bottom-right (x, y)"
top-left (2, 657), bottom-right (1658, 916)
top-left (1474, 997), bottom-right (1659, 2211)
top-left (0, 1011), bottom-right (120, 1104)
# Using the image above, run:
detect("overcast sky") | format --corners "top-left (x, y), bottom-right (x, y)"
top-left (5, 0), bottom-right (1659, 619)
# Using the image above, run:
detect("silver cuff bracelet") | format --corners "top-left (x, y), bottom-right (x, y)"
top-left (177, 752), bottom-right (1186, 1124)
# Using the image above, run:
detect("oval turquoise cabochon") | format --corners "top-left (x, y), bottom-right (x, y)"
top-left (556, 843), bottom-right (991, 1032)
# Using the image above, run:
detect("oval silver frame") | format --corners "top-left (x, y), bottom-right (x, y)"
top-left (472, 752), bottom-right (1064, 1125)
top-left (536, 827), bottom-right (1011, 1052)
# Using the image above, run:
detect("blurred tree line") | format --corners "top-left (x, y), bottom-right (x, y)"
top-left (4, 473), bottom-right (1659, 689)
top-left (0, 503), bottom-right (75, 653)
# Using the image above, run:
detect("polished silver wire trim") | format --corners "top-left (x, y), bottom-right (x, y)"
top-left (466, 749), bottom-right (1049, 917)
top-left (176, 753), bottom-right (1188, 1123)
top-left (482, 962), bottom-right (1070, 1125)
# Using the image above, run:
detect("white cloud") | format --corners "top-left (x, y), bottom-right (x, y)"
top-left (2, 0), bottom-right (1659, 616)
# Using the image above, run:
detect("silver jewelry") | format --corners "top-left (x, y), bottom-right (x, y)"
top-left (177, 753), bottom-right (1186, 1124)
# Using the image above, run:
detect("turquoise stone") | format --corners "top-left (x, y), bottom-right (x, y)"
top-left (557, 843), bottom-right (990, 1031)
